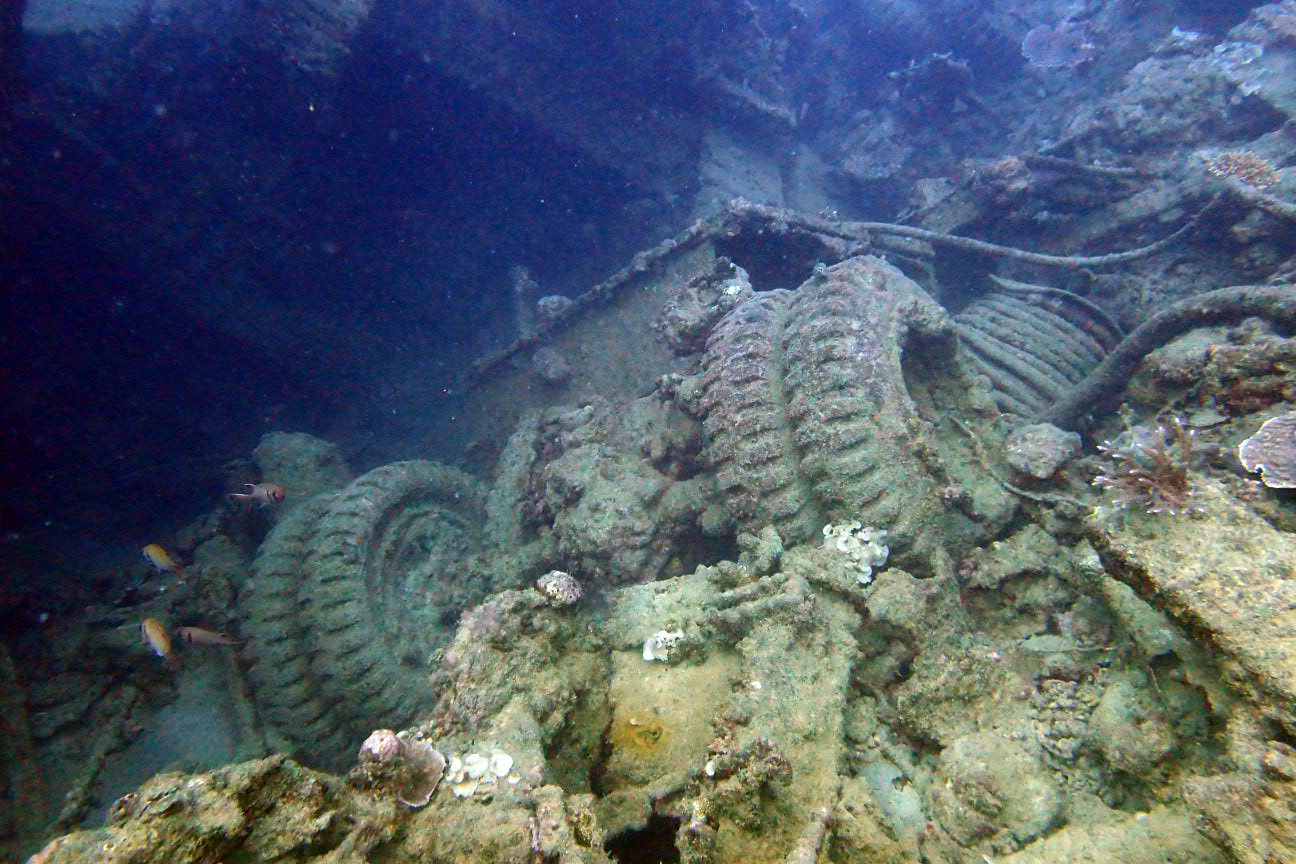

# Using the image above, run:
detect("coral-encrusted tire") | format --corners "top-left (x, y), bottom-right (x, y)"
top-left (699, 256), bottom-right (1016, 574)
top-left (700, 289), bottom-right (813, 540)
top-left (301, 461), bottom-right (486, 741)
top-left (241, 461), bottom-right (487, 766)
top-left (241, 493), bottom-right (353, 765)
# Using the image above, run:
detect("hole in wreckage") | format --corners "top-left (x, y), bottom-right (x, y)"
top-left (604, 814), bottom-right (682, 864)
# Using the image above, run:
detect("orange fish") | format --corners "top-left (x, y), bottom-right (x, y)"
top-left (175, 625), bottom-right (241, 647)
top-left (142, 543), bottom-right (183, 575)
top-left (228, 482), bottom-right (286, 508)
top-left (141, 617), bottom-right (174, 663)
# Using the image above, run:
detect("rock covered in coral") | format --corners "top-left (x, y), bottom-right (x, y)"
top-left (531, 346), bottom-right (573, 385)
top-left (983, 804), bottom-right (1227, 864)
top-left (536, 294), bottom-right (574, 324)
top-left (653, 256), bottom-right (752, 356)
top-left (1087, 676), bottom-right (1175, 775)
top-left (1215, 5), bottom-right (1296, 121)
top-left (1183, 713), bottom-right (1296, 863)
top-left (1006, 422), bottom-right (1082, 480)
top-left (27, 756), bottom-right (395, 864)
top-left (522, 396), bottom-right (713, 584)
top-left (254, 0), bottom-right (374, 74)
top-left (351, 729), bottom-right (446, 808)
top-left (27, 748), bottom-right (608, 864)
top-left (25, 0), bottom-right (372, 76)
top-left (929, 731), bottom-right (1062, 851)
top-left (28, 492), bottom-right (1263, 864)
top-left (1127, 320), bottom-right (1296, 417)
top-left (1087, 478), bottom-right (1296, 732)
top-left (536, 569), bottom-right (582, 606)
top-left (435, 588), bottom-right (606, 738)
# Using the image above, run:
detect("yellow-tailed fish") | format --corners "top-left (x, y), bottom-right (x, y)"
top-left (141, 543), bottom-right (183, 575)
top-left (141, 616), bottom-right (175, 664)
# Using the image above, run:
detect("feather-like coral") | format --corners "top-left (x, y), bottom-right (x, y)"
top-left (1093, 418), bottom-right (1200, 515)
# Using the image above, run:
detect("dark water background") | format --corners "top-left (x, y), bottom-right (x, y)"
top-left (0, 0), bottom-right (1257, 617)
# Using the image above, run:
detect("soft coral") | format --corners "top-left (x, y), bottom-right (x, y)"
top-left (1093, 417), bottom-right (1200, 515)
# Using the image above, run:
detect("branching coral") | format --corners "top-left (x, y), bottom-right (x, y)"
top-left (1092, 418), bottom-right (1200, 515)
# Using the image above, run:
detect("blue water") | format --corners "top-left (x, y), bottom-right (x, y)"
top-left (0, 1), bottom-right (1253, 595)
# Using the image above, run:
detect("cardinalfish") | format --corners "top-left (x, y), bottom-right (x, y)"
top-left (228, 482), bottom-right (287, 509)
top-left (142, 543), bottom-right (183, 576)
top-left (175, 625), bottom-right (241, 647)
top-left (141, 616), bottom-right (177, 668)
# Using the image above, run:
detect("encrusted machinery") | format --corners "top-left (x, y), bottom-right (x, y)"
top-left (698, 255), bottom-right (1017, 574)
top-left (240, 460), bottom-right (489, 766)
top-left (233, 253), bottom-right (1031, 774)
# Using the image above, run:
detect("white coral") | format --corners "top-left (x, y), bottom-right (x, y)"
top-left (822, 522), bottom-right (889, 586)
top-left (444, 749), bottom-right (518, 799)
top-left (643, 629), bottom-right (684, 662)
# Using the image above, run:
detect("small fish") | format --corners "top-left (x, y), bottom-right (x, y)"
top-left (228, 482), bottom-right (287, 508)
top-left (142, 543), bottom-right (183, 575)
top-left (175, 625), bottom-right (241, 647)
top-left (141, 616), bottom-right (174, 661)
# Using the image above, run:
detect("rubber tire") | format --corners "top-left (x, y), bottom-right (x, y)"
top-left (299, 460), bottom-right (486, 741)
top-left (241, 493), bottom-right (354, 764)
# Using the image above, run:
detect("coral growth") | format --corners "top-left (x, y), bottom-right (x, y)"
top-left (689, 737), bottom-right (792, 831)
top-left (642, 629), bottom-right (685, 662)
top-left (1238, 411), bottom-right (1296, 488)
top-left (1092, 418), bottom-right (1200, 515)
top-left (536, 570), bottom-right (583, 607)
top-left (350, 729), bottom-right (446, 808)
top-left (821, 521), bottom-right (889, 585)
top-left (1203, 151), bottom-right (1281, 189)
top-left (1021, 23), bottom-right (1093, 68)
